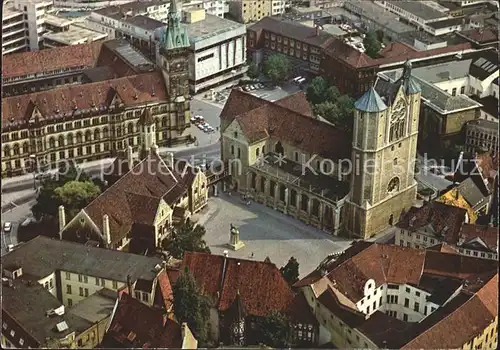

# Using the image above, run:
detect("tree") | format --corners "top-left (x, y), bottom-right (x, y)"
top-left (263, 54), bottom-right (291, 85)
top-left (173, 268), bottom-right (211, 344)
top-left (247, 62), bottom-right (260, 80)
top-left (363, 30), bottom-right (382, 58)
top-left (280, 257), bottom-right (299, 285)
top-left (31, 180), bottom-right (101, 221)
top-left (162, 219), bottom-right (211, 259)
top-left (313, 101), bottom-right (338, 121)
top-left (324, 86), bottom-right (341, 103)
top-left (306, 76), bottom-right (329, 105)
top-left (334, 95), bottom-right (355, 131)
top-left (258, 311), bottom-right (290, 348)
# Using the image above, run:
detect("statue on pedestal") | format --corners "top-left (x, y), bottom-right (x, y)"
top-left (228, 223), bottom-right (245, 251)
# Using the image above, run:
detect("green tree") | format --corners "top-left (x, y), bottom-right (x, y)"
top-left (162, 219), bottom-right (211, 259)
top-left (258, 311), bottom-right (290, 348)
top-left (31, 180), bottom-right (101, 221)
top-left (280, 257), bottom-right (300, 285)
top-left (363, 30), bottom-right (382, 58)
top-left (263, 54), bottom-right (291, 85)
top-left (324, 85), bottom-right (341, 103)
top-left (247, 62), bottom-right (260, 80)
top-left (330, 95), bottom-right (355, 132)
top-left (306, 76), bottom-right (329, 105)
top-left (313, 101), bottom-right (338, 121)
top-left (173, 268), bottom-right (211, 344)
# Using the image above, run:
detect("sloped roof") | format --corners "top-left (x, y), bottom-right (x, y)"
top-left (181, 252), bottom-right (307, 319)
top-left (459, 223), bottom-right (498, 252)
top-left (102, 293), bottom-right (183, 348)
top-left (397, 201), bottom-right (468, 244)
top-left (2, 41), bottom-right (104, 79)
top-left (436, 187), bottom-right (478, 223)
top-left (2, 72), bottom-right (166, 129)
top-left (354, 87), bottom-right (388, 112)
top-left (426, 242), bottom-right (460, 254)
top-left (81, 153), bottom-right (183, 245)
top-left (223, 90), bottom-right (351, 161)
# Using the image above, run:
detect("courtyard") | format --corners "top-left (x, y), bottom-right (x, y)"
top-left (195, 192), bottom-right (353, 278)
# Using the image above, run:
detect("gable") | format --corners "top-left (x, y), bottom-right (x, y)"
top-left (224, 119), bottom-right (250, 144)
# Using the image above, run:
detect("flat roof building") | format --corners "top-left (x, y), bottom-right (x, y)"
top-left (42, 24), bottom-right (108, 48)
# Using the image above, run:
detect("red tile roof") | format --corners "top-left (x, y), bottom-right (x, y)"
top-left (378, 41), bottom-right (417, 59)
top-left (102, 293), bottom-right (183, 348)
top-left (2, 42), bottom-right (104, 78)
top-left (324, 40), bottom-right (473, 69)
top-left (222, 90), bottom-right (351, 160)
top-left (459, 223), bottom-right (498, 251)
top-left (459, 28), bottom-right (499, 44)
top-left (397, 201), bottom-right (467, 245)
top-left (426, 242), bottom-right (460, 254)
top-left (81, 153), bottom-right (183, 245)
top-left (181, 252), bottom-right (304, 319)
top-left (155, 270), bottom-right (173, 311)
top-left (401, 273), bottom-right (498, 349)
top-left (2, 71), bottom-right (167, 128)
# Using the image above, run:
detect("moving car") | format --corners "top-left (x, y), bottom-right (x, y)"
top-left (3, 222), bottom-right (12, 233)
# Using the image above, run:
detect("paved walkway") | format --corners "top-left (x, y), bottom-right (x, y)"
top-left (195, 192), bottom-right (353, 277)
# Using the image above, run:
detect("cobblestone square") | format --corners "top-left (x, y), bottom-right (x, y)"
top-left (195, 193), bottom-right (353, 277)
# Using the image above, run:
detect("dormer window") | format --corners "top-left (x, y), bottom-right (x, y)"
top-left (234, 131), bottom-right (238, 138)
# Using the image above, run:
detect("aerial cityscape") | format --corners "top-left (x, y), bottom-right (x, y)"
top-left (1, 0), bottom-right (498, 349)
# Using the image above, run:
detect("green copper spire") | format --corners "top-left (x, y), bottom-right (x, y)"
top-left (162, 0), bottom-right (190, 50)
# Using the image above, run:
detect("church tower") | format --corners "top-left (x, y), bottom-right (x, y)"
top-left (138, 107), bottom-right (156, 159)
top-left (344, 61), bottom-right (422, 239)
top-left (157, 0), bottom-right (191, 144)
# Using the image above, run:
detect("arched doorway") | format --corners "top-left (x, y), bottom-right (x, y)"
top-left (389, 214), bottom-right (394, 225)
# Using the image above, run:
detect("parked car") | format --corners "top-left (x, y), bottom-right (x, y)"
top-left (248, 85), bottom-right (256, 91)
top-left (3, 222), bottom-right (12, 233)
top-left (206, 126), bottom-right (215, 133)
top-left (7, 244), bottom-right (15, 252)
top-left (242, 86), bottom-right (250, 91)
top-left (190, 116), bottom-right (197, 123)
top-left (197, 124), bottom-right (205, 130)
top-left (256, 83), bottom-right (264, 89)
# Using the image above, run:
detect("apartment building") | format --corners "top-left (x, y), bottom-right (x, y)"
top-left (229, 0), bottom-right (287, 24)
top-left (465, 119), bottom-right (499, 153)
top-left (396, 201), bottom-right (498, 260)
top-left (294, 241), bottom-right (498, 349)
top-left (1, 236), bottom-right (174, 348)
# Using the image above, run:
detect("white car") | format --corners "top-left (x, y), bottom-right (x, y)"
top-left (3, 222), bottom-right (12, 233)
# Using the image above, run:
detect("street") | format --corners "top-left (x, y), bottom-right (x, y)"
top-left (1, 200), bottom-right (34, 256)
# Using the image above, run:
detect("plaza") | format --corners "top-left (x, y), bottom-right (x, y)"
top-left (195, 192), bottom-right (353, 277)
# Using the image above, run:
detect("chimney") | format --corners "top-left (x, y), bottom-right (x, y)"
top-left (103, 214), bottom-right (111, 246)
top-left (58, 205), bottom-right (66, 239)
top-left (166, 152), bottom-right (174, 168)
top-left (151, 144), bottom-right (159, 156)
top-left (127, 145), bottom-right (134, 168)
top-left (127, 274), bottom-right (133, 296)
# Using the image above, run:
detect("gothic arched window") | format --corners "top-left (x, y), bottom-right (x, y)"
top-left (387, 177), bottom-right (400, 194)
top-left (389, 100), bottom-right (406, 143)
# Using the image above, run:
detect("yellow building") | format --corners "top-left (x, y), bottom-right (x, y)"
top-left (229, 0), bottom-right (272, 23)
top-left (437, 187), bottom-right (478, 223)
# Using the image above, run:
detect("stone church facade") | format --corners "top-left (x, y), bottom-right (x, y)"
top-left (220, 62), bottom-right (421, 239)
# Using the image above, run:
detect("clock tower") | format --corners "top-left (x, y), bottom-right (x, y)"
top-left (157, 0), bottom-right (191, 144)
top-left (344, 61), bottom-right (422, 239)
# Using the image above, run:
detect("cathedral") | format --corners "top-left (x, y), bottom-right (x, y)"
top-left (1, 0), bottom-right (191, 178)
top-left (220, 61), bottom-right (421, 239)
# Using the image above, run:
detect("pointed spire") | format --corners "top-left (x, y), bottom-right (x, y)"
top-left (400, 59), bottom-right (421, 95)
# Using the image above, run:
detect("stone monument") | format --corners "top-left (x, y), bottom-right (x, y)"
top-left (227, 223), bottom-right (245, 251)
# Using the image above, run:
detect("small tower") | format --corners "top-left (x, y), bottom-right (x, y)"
top-left (138, 107), bottom-right (156, 159)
